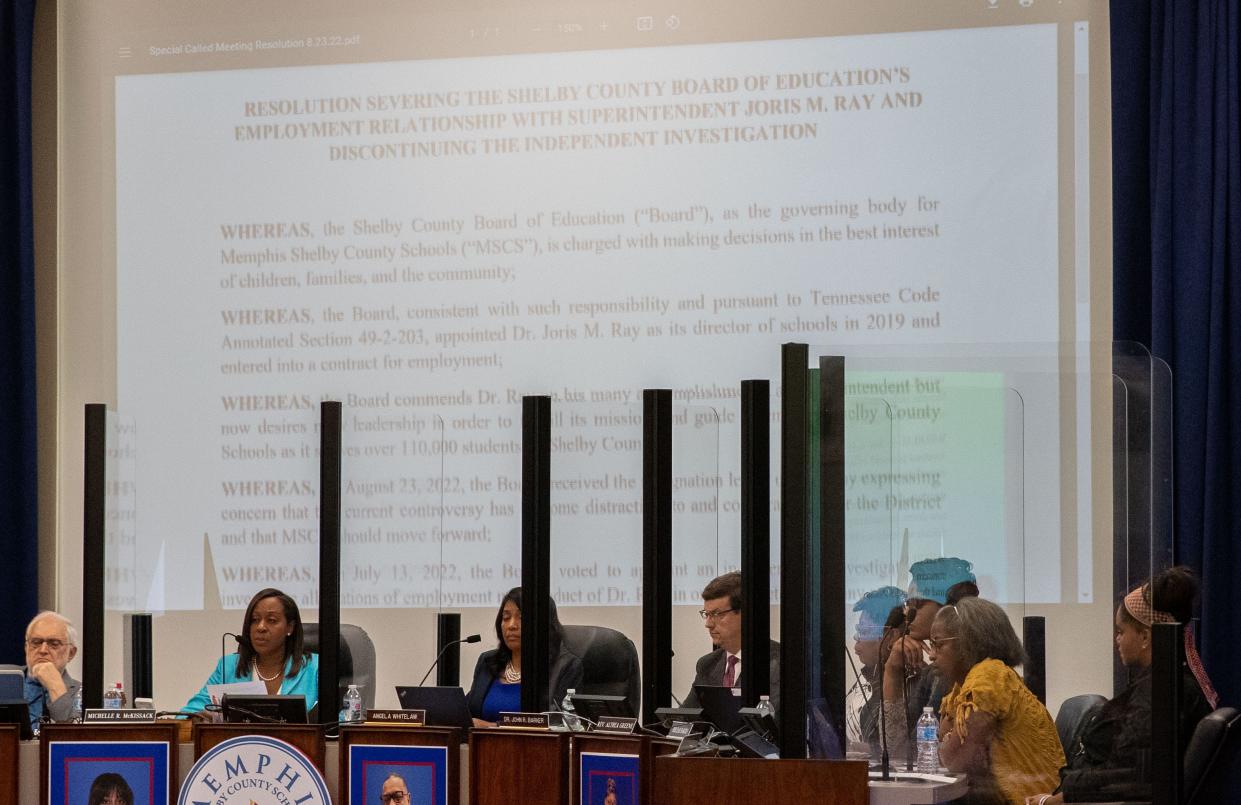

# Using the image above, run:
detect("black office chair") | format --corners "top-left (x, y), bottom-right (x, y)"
top-left (1055, 693), bottom-right (1107, 757)
top-left (561, 624), bottom-right (641, 717)
top-left (1183, 706), bottom-right (1241, 804)
top-left (303, 623), bottom-right (377, 710)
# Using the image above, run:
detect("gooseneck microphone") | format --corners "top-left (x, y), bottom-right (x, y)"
top-left (418, 634), bottom-right (481, 686)
top-left (221, 632), bottom-right (248, 679)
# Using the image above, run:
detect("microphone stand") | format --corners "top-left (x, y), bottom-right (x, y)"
top-left (901, 615), bottom-right (915, 772)
top-left (878, 627), bottom-right (892, 781)
top-left (418, 634), bottom-right (481, 686)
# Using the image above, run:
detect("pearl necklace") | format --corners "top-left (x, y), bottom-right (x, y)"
top-left (502, 662), bottom-right (521, 684)
top-left (254, 661), bottom-right (283, 682)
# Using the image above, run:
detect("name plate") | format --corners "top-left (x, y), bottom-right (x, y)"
top-left (592, 716), bottom-right (638, 734)
top-left (667, 721), bottom-right (697, 739)
top-left (83, 709), bottom-right (157, 723)
top-left (498, 711), bottom-right (550, 729)
top-left (365, 709), bottom-right (426, 725)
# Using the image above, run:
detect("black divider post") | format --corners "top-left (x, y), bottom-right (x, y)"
top-left (642, 389), bottom-right (673, 726)
top-left (740, 380), bottom-right (770, 713)
top-left (1023, 616), bottom-right (1047, 704)
top-left (82, 404), bottom-right (107, 709)
top-left (1151, 622), bottom-right (1184, 805)
top-left (779, 344), bottom-right (809, 758)
top-left (818, 355), bottom-right (847, 748)
top-left (521, 396), bottom-right (552, 713)
top-left (318, 401), bottom-right (342, 724)
top-left (436, 612), bottom-right (462, 686)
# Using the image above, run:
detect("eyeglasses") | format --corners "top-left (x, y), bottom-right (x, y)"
top-left (698, 608), bottom-right (738, 622)
top-left (26, 638), bottom-right (69, 650)
top-left (380, 791), bottom-right (407, 803)
top-left (928, 637), bottom-right (959, 651)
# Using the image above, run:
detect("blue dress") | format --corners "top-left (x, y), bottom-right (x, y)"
top-left (184, 653), bottom-right (319, 713)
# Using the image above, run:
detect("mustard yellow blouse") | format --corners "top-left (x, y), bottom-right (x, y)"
top-left (940, 658), bottom-right (1065, 805)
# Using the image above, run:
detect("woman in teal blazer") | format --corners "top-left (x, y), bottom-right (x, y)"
top-left (185, 587), bottom-right (319, 714)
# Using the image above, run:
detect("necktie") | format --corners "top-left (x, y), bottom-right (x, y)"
top-left (723, 654), bottom-right (739, 688)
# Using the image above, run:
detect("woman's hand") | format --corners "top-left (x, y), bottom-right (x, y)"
top-left (882, 634), bottom-right (926, 698)
top-left (1024, 795), bottom-right (1063, 805)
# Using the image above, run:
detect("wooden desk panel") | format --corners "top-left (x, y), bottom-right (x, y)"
top-left (192, 723), bottom-right (326, 771)
top-left (339, 725), bottom-right (461, 805)
top-left (653, 756), bottom-right (868, 805)
top-left (470, 729), bottom-right (571, 805)
top-left (0, 725), bottom-right (18, 805)
top-left (37, 723), bottom-right (181, 805)
top-left (570, 733), bottom-right (656, 805)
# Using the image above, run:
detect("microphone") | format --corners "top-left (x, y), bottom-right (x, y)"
top-left (418, 634), bottom-right (481, 686)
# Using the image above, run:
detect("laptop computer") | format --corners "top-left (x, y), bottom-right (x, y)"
top-left (0, 670), bottom-right (24, 700)
top-left (394, 685), bottom-right (473, 732)
top-left (0, 700), bottom-right (34, 740)
top-left (692, 684), bottom-right (746, 733)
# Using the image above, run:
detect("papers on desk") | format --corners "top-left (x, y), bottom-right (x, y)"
top-left (204, 681), bottom-right (265, 722)
top-left (867, 771), bottom-right (959, 784)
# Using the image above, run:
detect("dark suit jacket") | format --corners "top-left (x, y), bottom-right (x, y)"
top-left (682, 640), bottom-right (781, 715)
top-left (465, 646), bottom-right (584, 719)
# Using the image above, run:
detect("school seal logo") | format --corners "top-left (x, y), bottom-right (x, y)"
top-left (178, 735), bottom-right (330, 805)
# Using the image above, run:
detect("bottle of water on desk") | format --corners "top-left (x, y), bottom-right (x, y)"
top-left (72, 688), bottom-right (83, 721)
top-left (103, 681), bottom-right (125, 709)
top-left (754, 695), bottom-right (775, 720)
top-left (561, 689), bottom-right (583, 732)
top-left (343, 684), bottom-right (363, 723)
top-left (915, 706), bottom-right (940, 774)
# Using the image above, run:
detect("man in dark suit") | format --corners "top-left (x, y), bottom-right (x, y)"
top-left (682, 571), bottom-right (780, 714)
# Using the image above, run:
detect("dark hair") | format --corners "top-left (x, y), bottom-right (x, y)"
top-left (945, 580), bottom-right (980, 606)
top-left (702, 571), bottom-right (742, 611)
top-left (1120, 565), bottom-right (1199, 628)
top-left (935, 597), bottom-right (1026, 669)
top-left (88, 773), bottom-right (134, 805)
top-left (235, 588), bottom-right (307, 679)
top-left (483, 587), bottom-right (566, 677)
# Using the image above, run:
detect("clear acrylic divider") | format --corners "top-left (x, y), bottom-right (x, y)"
top-left (101, 397), bottom-right (323, 715)
top-left (338, 407), bottom-right (445, 713)
top-left (439, 400), bottom-right (526, 709)
top-left (671, 404), bottom-right (722, 714)
top-left (807, 341), bottom-right (1133, 792)
top-left (839, 395), bottom-right (895, 758)
top-left (549, 402), bottom-right (644, 718)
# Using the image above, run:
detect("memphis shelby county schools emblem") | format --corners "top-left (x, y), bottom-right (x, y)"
top-left (179, 735), bottom-right (330, 805)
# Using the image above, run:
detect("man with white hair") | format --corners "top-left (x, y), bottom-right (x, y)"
top-left (22, 611), bottom-right (81, 728)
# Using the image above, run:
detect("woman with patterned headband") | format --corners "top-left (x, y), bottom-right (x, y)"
top-left (1024, 566), bottom-right (1216, 805)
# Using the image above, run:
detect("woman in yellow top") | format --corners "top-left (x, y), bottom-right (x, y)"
top-left (906, 596), bottom-right (1064, 804)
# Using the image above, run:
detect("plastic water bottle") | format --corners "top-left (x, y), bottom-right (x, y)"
top-left (343, 684), bottom-right (363, 723)
top-left (562, 688), bottom-right (583, 731)
top-left (72, 688), bottom-right (83, 721)
top-left (754, 694), bottom-right (775, 720)
top-left (103, 681), bottom-right (125, 709)
top-left (915, 706), bottom-right (940, 774)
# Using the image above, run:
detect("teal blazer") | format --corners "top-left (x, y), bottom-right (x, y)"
top-left (184, 652), bottom-right (319, 713)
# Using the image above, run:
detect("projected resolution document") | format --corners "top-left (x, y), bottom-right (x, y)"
top-left (115, 25), bottom-right (1058, 610)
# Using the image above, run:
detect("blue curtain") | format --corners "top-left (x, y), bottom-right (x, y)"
top-left (1112, 0), bottom-right (1240, 712)
top-left (0, 0), bottom-right (39, 664)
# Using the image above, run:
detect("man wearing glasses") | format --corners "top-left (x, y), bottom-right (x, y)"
top-left (682, 571), bottom-right (780, 714)
top-left (21, 611), bottom-right (81, 729)
top-left (378, 772), bottom-right (409, 804)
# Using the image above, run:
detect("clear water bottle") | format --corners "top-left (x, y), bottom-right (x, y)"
top-left (103, 681), bottom-right (125, 709)
top-left (561, 688), bottom-right (583, 732)
top-left (915, 706), bottom-right (940, 774)
top-left (72, 688), bottom-right (83, 721)
top-left (754, 694), bottom-right (775, 720)
top-left (343, 684), bottom-right (363, 723)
